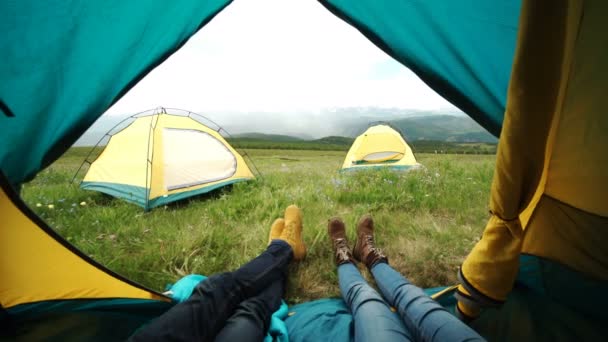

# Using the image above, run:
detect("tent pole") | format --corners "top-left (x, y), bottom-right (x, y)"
top-left (71, 108), bottom-right (156, 185)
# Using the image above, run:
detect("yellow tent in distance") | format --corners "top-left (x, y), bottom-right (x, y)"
top-left (81, 109), bottom-right (255, 210)
top-left (341, 124), bottom-right (420, 171)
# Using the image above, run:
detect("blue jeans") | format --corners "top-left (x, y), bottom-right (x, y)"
top-left (339, 262), bottom-right (484, 342)
top-left (130, 240), bottom-right (292, 342)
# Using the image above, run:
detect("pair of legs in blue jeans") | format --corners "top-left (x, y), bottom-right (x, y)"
top-left (331, 216), bottom-right (483, 342)
top-left (339, 263), bottom-right (483, 341)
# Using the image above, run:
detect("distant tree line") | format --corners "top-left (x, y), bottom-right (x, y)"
top-left (227, 138), bottom-right (497, 154)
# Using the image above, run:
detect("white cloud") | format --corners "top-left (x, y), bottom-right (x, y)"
top-left (105, 0), bottom-right (458, 115)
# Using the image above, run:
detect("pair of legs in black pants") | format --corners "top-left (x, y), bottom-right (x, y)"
top-left (129, 240), bottom-right (293, 341)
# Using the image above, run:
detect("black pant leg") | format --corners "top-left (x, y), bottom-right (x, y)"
top-left (214, 279), bottom-right (285, 342)
top-left (129, 241), bottom-right (292, 341)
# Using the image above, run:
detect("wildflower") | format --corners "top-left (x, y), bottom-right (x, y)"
top-left (36, 203), bottom-right (42, 207)
top-left (80, 201), bottom-right (87, 206)
top-left (48, 204), bottom-right (54, 209)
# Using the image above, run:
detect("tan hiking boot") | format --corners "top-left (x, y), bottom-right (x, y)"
top-left (268, 218), bottom-right (285, 245)
top-left (353, 214), bottom-right (388, 268)
top-left (328, 217), bottom-right (354, 265)
top-left (279, 205), bottom-right (307, 261)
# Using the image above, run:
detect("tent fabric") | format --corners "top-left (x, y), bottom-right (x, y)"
top-left (161, 128), bottom-right (237, 190)
top-left (341, 125), bottom-right (419, 171)
top-left (0, 0), bottom-right (233, 187)
top-left (321, 0), bottom-right (521, 137)
top-left (0, 174), bottom-right (169, 310)
top-left (6, 298), bottom-right (171, 341)
top-left (471, 255), bottom-right (606, 341)
top-left (81, 112), bottom-right (254, 210)
top-left (457, 0), bottom-right (608, 314)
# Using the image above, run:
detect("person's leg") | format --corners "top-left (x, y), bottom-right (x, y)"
top-left (371, 263), bottom-right (484, 342)
top-left (353, 215), bottom-right (482, 341)
top-left (339, 262), bottom-right (412, 342)
top-left (129, 240), bottom-right (292, 341)
top-left (215, 278), bottom-right (285, 342)
top-left (329, 217), bottom-right (411, 342)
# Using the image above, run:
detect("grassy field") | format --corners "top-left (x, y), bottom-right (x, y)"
top-left (226, 137), bottom-right (497, 154)
top-left (21, 148), bottom-right (495, 303)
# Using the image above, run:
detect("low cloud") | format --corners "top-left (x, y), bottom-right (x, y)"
top-left (104, 0), bottom-right (459, 116)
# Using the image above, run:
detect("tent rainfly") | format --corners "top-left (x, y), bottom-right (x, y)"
top-left (80, 110), bottom-right (255, 210)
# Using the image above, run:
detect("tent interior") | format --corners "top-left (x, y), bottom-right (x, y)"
top-left (1, 0), bottom-right (607, 340)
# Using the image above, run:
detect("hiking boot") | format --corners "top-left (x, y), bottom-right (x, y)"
top-left (353, 214), bottom-right (388, 268)
top-left (268, 218), bottom-right (285, 245)
top-left (279, 205), bottom-right (307, 261)
top-left (328, 217), bottom-right (354, 265)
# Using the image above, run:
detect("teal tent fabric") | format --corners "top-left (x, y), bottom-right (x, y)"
top-left (5, 299), bottom-right (172, 341)
top-left (470, 255), bottom-right (607, 341)
top-left (80, 178), bottom-right (250, 210)
top-left (285, 299), bottom-right (354, 342)
top-left (320, 0), bottom-right (521, 136)
top-left (0, 0), bottom-right (520, 185)
top-left (0, 0), bottom-right (233, 186)
top-left (80, 182), bottom-right (148, 208)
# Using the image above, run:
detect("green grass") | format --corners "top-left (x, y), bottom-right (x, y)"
top-left (21, 148), bottom-right (494, 304)
top-left (226, 137), bottom-right (497, 154)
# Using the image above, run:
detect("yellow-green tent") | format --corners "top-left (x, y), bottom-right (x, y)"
top-left (81, 110), bottom-right (255, 210)
top-left (341, 124), bottom-right (420, 171)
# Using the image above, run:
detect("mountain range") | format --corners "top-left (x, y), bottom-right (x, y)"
top-left (73, 107), bottom-right (497, 146)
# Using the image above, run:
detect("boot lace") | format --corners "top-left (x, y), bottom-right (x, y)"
top-left (283, 223), bottom-right (297, 244)
top-left (364, 235), bottom-right (385, 258)
top-left (333, 238), bottom-right (351, 260)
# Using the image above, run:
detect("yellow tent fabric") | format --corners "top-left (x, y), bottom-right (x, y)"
top-left (82, 112), bottom-right (255, 210)
top-left (0, 179), bottom-right (167, 309)
top-left (456, 0), bottom-right (608, 317)
top-left (341, 125), bottom-right (419, 170)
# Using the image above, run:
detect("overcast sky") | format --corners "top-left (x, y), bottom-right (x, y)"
top-left (104, 0), bottom-right (460, 116)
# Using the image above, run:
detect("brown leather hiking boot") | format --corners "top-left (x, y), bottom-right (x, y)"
top-left (328, 217), bottom-right (354, 265)
top-left (353, 214), bottom-right (388, 268)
